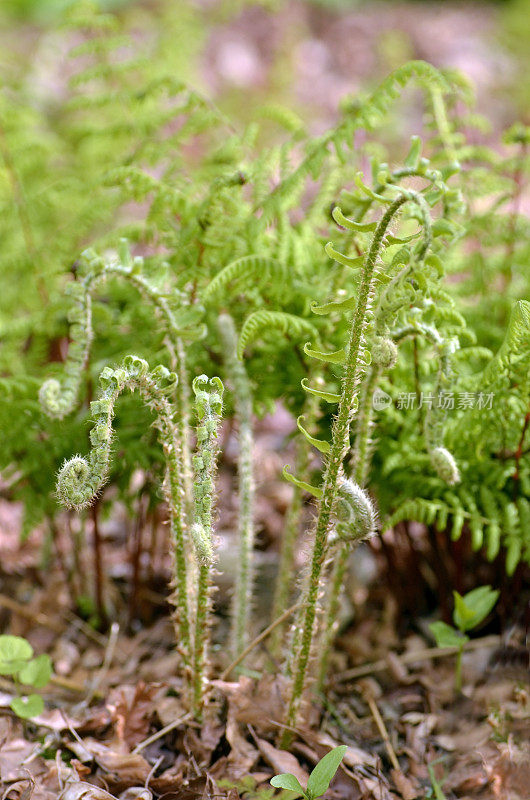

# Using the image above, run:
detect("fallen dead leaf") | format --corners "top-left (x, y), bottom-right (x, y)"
top-left (212, 675), bottom-right (288, 734)
top-left (68, 741), bottom-right (152, 791)
top-left (0, 739), bottom-right (39, 782)
top-left (117, 789), bottom-right (152, 800)
top-left (390, 768), bottom-right (420, 800)
top-left (304, 730), bottom-right (378, 769)
top-left (106, 683), bottom-right (164, 749)
top-left (253, 735), bottom-right (310, 786)
top-left (225, 711), bottom-right (259, 777)
top-left (58, 780), bottom-right (118, 800)
top-left (483, 739), bottom-right (530, 800)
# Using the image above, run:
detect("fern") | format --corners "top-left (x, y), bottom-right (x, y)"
top-left (237, 311), bottom-right (317, 359)
top-left (2, 2), bottom-right (530, 730)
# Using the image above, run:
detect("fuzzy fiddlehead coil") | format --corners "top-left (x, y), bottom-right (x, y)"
top-left (40, 244), bottom-right (198, 420)
top-left (39, 278), bottom-right (93, 420)
top-left (371, 336), bottom-right (398, 370)
top-left (56, 354), bottom-right (192, 666)
top-left (430, 446), bottom-right (460, 486)
top-left (191, 374), bottom-right (223, 536)
top-left (55, 355), bottom-right (171, 509)
top-left (335, 479), bottom-right (377, 543)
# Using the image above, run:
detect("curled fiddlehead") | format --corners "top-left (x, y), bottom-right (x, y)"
top-left (430, 446), bottom-right (460, 486)
top-left (40, 244), bottom-right (200, 419)
top-left (282, 188), bottom-right (439, 743)
top-left (56, 354), bottom-right (191, 666)
top-left (39, 278), bottom-right (93, 421)
top-left (335, 478), bottom-right (377, 543)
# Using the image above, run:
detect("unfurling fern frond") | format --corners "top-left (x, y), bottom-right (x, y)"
top-left (39, 244), bottom-right (202, 419)
top-left (335, 479), bottom-right (377, 543)
top-left (56, 355), bottom-right (191, 664)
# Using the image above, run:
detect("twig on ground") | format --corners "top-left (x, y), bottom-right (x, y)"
top-left (0, 593), bottom-right (63, 633)
top-left (132, 713), bottom-right (192, 754)
top-left (80, 622), bottom-right (120, 709)
top-left (220, 601), bottom-right (303, 680)
top-left (358, 680), bottom-right (400, 771)
top-left (333, 634), bottom-right (500, 684)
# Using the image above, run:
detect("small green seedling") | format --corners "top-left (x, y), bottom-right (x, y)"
top-left (0, 635), bottom-right (52, 718)
top-left (270, 745), bottom-right (347, 799)
top-left (429, 585), bottom-right (499, 691)
top-left (426, 758), bottom-right (448, 800)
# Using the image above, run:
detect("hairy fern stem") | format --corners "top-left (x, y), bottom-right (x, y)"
top-left (218, 314), bottom-right (256, 659)
top-left (191, 375), bottom-right (223, 718)
top-left (282, 193), bottom-right (429, 743)
top-left (55, 356), bottom-right (191, 666)
top-left (270, 435), bottom-right (310, 658)
top-left (39, 246), bottom-right (195, 420)
top-left (316, 361), bottom-right (382, 687)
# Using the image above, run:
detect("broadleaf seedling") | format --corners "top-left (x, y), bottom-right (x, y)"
top-left (429, 585), bottom-right (499, 691)
top-left (0, 635), bottom-right (52, 719)
top-left (271, 745), bottom-right (347, 799)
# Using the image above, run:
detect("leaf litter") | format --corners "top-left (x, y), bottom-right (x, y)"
top-left (1, 439), bottom-right (528, 800)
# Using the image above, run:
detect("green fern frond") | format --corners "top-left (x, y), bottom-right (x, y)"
top-left (237, 311), bottom-right (317, 359)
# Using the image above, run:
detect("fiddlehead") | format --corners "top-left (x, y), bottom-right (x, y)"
top-left (56, 354), bottom-right (191, 666)
top-left (335, 479), bottom-right (376, 542)
top-left (191, 374), bottom-right (223, 718)
top-left (39, 278), bottom-right (93, 420)
top-left (40, 244), bottom-right (200, 419)
top-left (283, 189), bottom-right (436, 743)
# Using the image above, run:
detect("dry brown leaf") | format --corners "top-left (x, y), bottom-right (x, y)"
top-left (306, 730), bottom-right (378, 769)
top-left (106, 683), bottom-right (164, 749)
top-left (74, 741), bottom-right (151, 790)
top-left (390, 768), bottom-right (420, 800)
top-left (253, 736), bottom-right (310, 786)
top-left (58, 780), bottom-right (118, 800)
top-left (444, 761), bottom-right (489, 795)
top-left (484, 740), bottom-right (530, 800)
top-left (182, 720), bottom-right (224, 766)
top-left (30, 709), bottom-right (81, 732)
top-left (153, 695), bottom-right (186, 727)
top-left (118, 790), bottom-right (152, 800)
top-left (212, 675), bottom-right (288, 734)
top-left (0, 739), bottom-right (39, 782)
top-left (225, 712), bottom-right (259, 776)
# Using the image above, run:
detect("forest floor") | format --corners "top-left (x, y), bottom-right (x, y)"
top-left (0, 409), bottom-right (529, 800)
top-left (1, 2), bottom-right (529, 799)
top-left (201, 0), bottom-right (520, 134)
